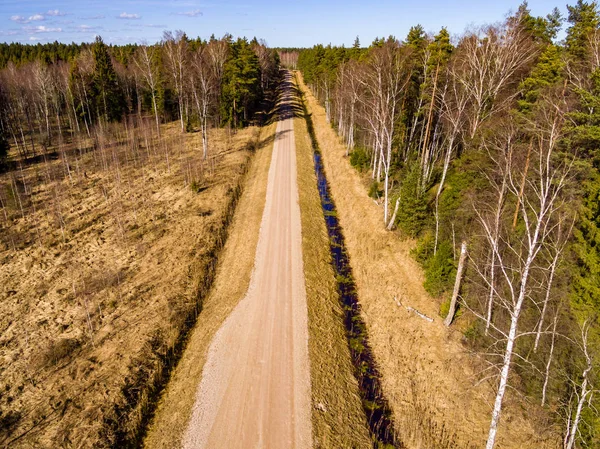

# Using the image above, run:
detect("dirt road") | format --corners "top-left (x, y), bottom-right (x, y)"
top-left (182, 82), bottom-right (312, 449)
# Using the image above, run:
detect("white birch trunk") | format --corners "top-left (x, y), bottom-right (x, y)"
top-left (444, 241), bottom-right (467, 326)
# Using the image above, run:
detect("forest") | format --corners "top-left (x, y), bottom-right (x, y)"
top-left (296, 1), bottom-right (600, 448)
top-left (0, 32), bottom-right (280, 165)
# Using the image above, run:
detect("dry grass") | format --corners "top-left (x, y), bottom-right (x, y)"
top-left (296, 72), bottom-right (561, 449)
top-left (0, 120), bottom-right (264, 448)
top-left (294, 111), bottom-right (372, 448)
top-left (142, 121), bottom-right (277, 449)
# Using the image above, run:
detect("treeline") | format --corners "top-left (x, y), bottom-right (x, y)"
top-left (0, 32), bottom-right (280, 163)
top-left (299, 1), bottom-right (600, 448)
top-left (0, 41), bottom-right (89, 69)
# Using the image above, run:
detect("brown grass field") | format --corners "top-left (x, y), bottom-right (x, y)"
top-left (296, 72), bottom-right (561, 449)
top-left (0, 119), bottom-right (267, 448)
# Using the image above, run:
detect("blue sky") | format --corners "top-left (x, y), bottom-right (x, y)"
top-left (0, 0), bottom-right (567, 47)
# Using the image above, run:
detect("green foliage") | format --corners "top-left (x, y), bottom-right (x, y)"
top-left (368, 181), bottom-right (382, 199)
top-left (572, 172), bottom-right (600, 310)
top-left (439, 299), bottom-right (451, 319)
top-left (514, 2), bottom-right (564, 43)
top-left (429, 27), bottom-right (453, 67)
top-left (395, 163), bottom-right (429, 237)
top-left (221, 38), bottom-right (262, 127)
top-left (567, 69), bottom-right (600, 164)
top-left (297, 44), bottom-right (359, 93)
top-left (566, 0), bottom-right (600, 61)
top-left (413, 233), bottom-right (456, 297)
top-left (423, 241), bottom-right (455, 297)
top-left (517, 44), bottom-right (564, 114)
top-left (91, 36), bottom-right (125, 122)
top-left (349, 147), bottom-right (370, 170)
top-left (463, 321), bottom-right (483, 346)
top-left (0, 41), bottom-right (87, 69)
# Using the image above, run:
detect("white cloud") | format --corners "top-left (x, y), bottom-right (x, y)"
top-left (29, 36), bottom-right (41, 41)
top-left (11, 14), bottom-right (45, 24)
top-left (176, 9), bottom-right (202, 17)
top-left (25, 25), bottom-right (62, 33)
top-left (117, 12), bottom-right (141, 19)
top-left (46, 10), bottom-right (66, 17)
top-left (80, 14), bottom-right (105, 20)
top-left (72, 24), bottom-right (102, 32)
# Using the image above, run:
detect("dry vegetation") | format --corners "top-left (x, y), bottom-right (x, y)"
top-left (294, 111), bottom-right (372, 448)
top-left (296, 72), bottom-right (561, 449)
top-left (0, 118), bottom-right (263, 448)
top-left (142, 120), bottom-right (277, 448)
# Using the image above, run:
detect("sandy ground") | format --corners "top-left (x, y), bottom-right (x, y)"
top-left (182, 103), bottom-right (313, 447)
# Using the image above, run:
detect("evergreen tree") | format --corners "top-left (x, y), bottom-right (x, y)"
top-left (517, 44), bottom-right (564, 114)
top-left (220, 38), bottom-right (261, 127)
top-left (91, 36), bottom-right (124, 122)
top-left (515, 1), bottom-right (564, 43)
top-left (566, 0), bottom-right (600, 61)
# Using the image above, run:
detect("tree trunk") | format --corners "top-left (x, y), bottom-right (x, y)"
top-left (387, 197), bottom-right (400, 230)
top-left (541, 313), bottom-right (558, 407)
top-left (512, 139), bottom-right (532, 229)
top-left (444, 241), bottom-right (467, 326)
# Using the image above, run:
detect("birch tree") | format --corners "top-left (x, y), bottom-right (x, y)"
top-left (360, 40), bottom-right (413, 224)
top-left (472, 93), bottom-right (573, 449)
top-left (163, 30), bottom-right (188, 132)
top-left (135, 43), bottom-right (162, 137)
top-left (190, 44), bottom-right (216, 159)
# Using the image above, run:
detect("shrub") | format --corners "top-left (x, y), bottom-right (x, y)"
top-left (439, 299), bottom-right (451, 319)
top-left (368, 181), bottom-right (382, 199)
top-left (422, 240), bottom-right (456, 297)
top-left (349, 146), bottom-right (370, 171)
top-left (395, 163), bottom-right (429, 237)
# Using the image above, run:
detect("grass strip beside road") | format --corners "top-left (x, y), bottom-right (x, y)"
top-left (294, 109), bottom-right (371, 448)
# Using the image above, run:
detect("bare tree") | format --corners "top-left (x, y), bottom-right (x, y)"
top-left (190, 44), bottom-right (216, 159)
top-left (359, 40), bottom-right (413, 224)
top-left (564, 320), bottom-right (597, 449)
top-left (454, 17), bottom-right (538, 140)
top-left (470, 94), bottom-right (572, 449)
top-left (135, 43), bottom-right (162, 137)
top-left (163, 30), bottom-right (188, 133)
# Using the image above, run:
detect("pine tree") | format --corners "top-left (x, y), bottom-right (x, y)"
top-left (517, 44), bottom-right (564, 114)
top-left (91, 36), bottom-right (124, 122)
top-left (566, 0), bottom-right (600, 61)
top-left (220, 38), bottom-right (261, 127)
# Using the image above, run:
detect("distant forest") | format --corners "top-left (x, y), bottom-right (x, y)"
top-left (296, 1), bottom-right (600, 448)
top-left (0, 32), bottom-right (280, 163)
